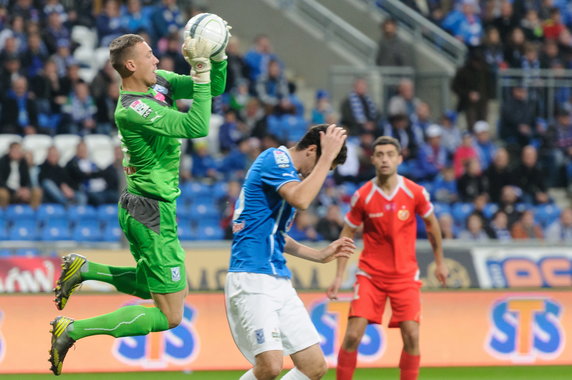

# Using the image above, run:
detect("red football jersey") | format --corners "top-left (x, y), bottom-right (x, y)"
top-left (345, 175), bottom-right (433, 282)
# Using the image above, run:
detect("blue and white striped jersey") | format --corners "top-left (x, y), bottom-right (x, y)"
top-left (228, 146), bottom-right (301, 277)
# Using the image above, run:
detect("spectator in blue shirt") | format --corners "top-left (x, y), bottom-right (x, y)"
top-left (120, 0), bottom-right (152, 34)
top-left (244, 34), bottom-right (280, 83)
top-left (473, 120), bottom-right (497, 170)
top-left (150, 0), bottom-right (184, 46)
top-left (190, 140), bottom-right (219, 181)
top-left (96, 0), bottom-right (128, 48)
top-left (413, 124), bottom-right (448, 181)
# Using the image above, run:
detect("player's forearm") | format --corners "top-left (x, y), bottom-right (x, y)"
top-left (425, 215), bottom-right (444, 264)
top-left (181, 83), bottom-right (211, 138)
top-left (334, 225), bottom-right (355, 279)
top-left (284, 235), bottom-right (322, 263)
top-left (210, 60), bottom-right (227, 96)
top-left (281, 156), bottom-right (332, 210)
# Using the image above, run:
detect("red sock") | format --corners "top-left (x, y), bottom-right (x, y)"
top-left (399, 350), bottom-right (420, 380)
top-left (337, 348), bottom-right (357, 380)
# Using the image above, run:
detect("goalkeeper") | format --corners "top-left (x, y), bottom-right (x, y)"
top-left (48, 31), bottom-right (228, 376)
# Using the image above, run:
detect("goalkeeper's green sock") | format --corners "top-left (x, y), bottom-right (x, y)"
top-left (68, 305), bottom-right (169, 340)
top-left (81, 262), bottom-right (151, 299)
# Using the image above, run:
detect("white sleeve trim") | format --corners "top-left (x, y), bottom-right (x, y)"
top-left (422, 204), bottom-right (435, 219)
top-left (344, 216), bottom-right (360, 229)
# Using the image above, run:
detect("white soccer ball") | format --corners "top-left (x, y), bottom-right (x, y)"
top-left (183, 13), bottom-right (229, 58)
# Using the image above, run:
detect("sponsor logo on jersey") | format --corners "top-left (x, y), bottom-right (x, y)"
top-left (255, 329), bottom-right (265, 344)
top-left (368, 212), bottom-right (384, 218)
top-left (171, 267), bottom-right (181, 282)
top-left (114, 301), bottom-right (198, 368)
top-left (282, 171), bottom-right (297, 178)
top-left (232, 221), bottom-right (245, 233)
top-left (486, 296), bottom-right (564, 363)
top-left (273, 150), bottom-right (290, 168)
top-left (310, 299), bottom-right (384, 365)
top-left (153, 84), bottom-right (168, 95)
top-left (130, 100), bottom-right (152, 118)
top-left (154, 92), bottom-right (166, 102)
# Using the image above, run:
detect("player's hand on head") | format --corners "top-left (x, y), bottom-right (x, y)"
top-left (319, 124), bottom-right (347, 163)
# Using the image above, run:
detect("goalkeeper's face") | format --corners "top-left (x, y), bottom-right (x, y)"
top-left (132, 41), bottom-right (159, 87)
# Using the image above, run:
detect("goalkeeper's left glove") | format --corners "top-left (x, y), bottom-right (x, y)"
top-left (182, 37), bottom-right (214, 84)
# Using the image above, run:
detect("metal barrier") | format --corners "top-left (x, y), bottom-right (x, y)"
top-left (361, 0), bottom-right (467, 66)
top-left (498, 68), bottom-right (572, 123)
top-left (328, 65), bottom-right (453, 116)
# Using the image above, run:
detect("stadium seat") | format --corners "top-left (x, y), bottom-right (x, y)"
top-left (97, 204), bottom-right (119, 223)
top-left (8, 220), bottom-right (39, 241)
top-left (534, 204), bottom-right (561, 228)
top-left (452, 203), bottom-right (474, 227)
top-left (22, 134), bottom-right (53, 165)
top-left (72, 220), bottom-right (102, 242)
top-left (433, 202), bottom-right (451, 217)
top-left (40, 220), bottom-right (72, 241)
top-left (483, 203), bottom-right (499, 219)
top-left (37, 204), bottom-right (67, 224)
top-left (15, 248), bottom-right (40, 257)
top-left (6, 205), bottom-right (36, 224)
top-left (212, 181), bottom-right (228, 200)
top-left (176, 202), bottom-right (192, 218)
top-left (0, 134), bottom-right (22, 157)
top-left (177, 218), bottom-right (195, 241)
top-left (189, 201), bottom-right (219, 222)
top-left (101, 223), bottom-right (122, 242)
top-left (0, 224), bottom-right (8, 240)
top-left (68, 205), bottom-right (97, 224)
top-left (85, 134), bottom-right (114, 169)
top-left (0, 249), bottom-right (12, 257)
top-left (196, 224), bottom-right (224, 240)
top-left (54, 134), bottom-right (81, 165)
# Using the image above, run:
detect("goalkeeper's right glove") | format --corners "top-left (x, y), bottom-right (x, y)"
top-left (211, 18), bottom-right (233, 62)
top-left (182, 37), bottom-right (214, 84)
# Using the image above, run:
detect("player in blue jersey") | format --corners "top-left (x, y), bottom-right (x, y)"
top-left (226, 124), bottom-right (355, 380)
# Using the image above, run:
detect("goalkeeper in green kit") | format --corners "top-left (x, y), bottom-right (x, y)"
top-left (48, 28), bottom-right (228, 375)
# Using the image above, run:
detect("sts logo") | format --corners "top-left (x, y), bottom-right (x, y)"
top-left (113, 301), bottom-right (198, 368)
top-left (486, 296), bottom-right (564, 363)
top-left (310, 299), bottom-right (384, 364)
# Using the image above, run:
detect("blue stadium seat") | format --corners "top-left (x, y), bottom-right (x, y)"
top-left (177, 217), bottom-right (195, 241)
top-left (196, 224), bottom-right (224, 240)
top-left (0, 249), bottom-right (12, 257)
top-left (8, 220), bottom-right (39, 241)
top-left (37, 204), bottom-right (67, 224)
top-left (97, 204), bottom-right (118, 223)
top-left (176, 202), bottom-right (192, 218)
top-left (452, 203), bottom-right (475, 226)
top-left (101, 223), bottom-right (122, 242)
top-left (6, 205), bottom-right (36, 223)
top-left (433, 202), bottom-right (451, 217)
top-left (483, 203), bottom-right (499, 219)
top-left (72, 220), bottom-right (102, 242)
top-left (41, 221), bottom-right (72, 241)
top-left (68, 205), bottom-right (97, 224)
top-left (212, 181), bottom-right (228, 200)
top-left (189, 200), bottom-right (219, 221)
top-left (534, 204), bottom-right (561, 228)
top-left (416, 215), bottom-right (427, 239)
top-left (15, 248), bottom-right (40, 257)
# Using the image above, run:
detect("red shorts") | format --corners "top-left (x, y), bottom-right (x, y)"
top-left (348, 273), bottom-right (421, 328)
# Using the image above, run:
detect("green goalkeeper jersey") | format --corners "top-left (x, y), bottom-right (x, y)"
top-left (115, 61), bottom-right (227, 202)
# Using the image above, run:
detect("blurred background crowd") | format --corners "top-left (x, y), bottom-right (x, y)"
top-left (0, 0), bottom-right (571, 247)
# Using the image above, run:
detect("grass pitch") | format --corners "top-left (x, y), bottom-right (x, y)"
top-left (3, 366), bottom-right (571, 379)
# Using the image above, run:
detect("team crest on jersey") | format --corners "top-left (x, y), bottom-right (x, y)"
top-left (130, 100), bottom-right (152, 118)
top-left (273, 150), bottom-right (290, 168)
top-left (397, 208), bottom-right (410, 221)
top-left (153, 84), bottom-right (168, 94)
top-left (232, 221), bottom-right (245, 233)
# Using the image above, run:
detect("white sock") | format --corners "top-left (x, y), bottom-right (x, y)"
top-left (240, 368), bottom-right (258, 380)
top-left (281, 367), bottom-right (311, 380)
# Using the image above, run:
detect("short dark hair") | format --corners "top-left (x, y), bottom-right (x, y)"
top-left (109, 34), bottom-right (145, 78)
top-left (372, 136), bottom-right (401, 153)
top-left (295, 124), bottom-right (347, 167)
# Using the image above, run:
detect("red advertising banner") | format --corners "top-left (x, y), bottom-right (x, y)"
top-left (0, 257), bottom-right (61, 293)
top-left (0, 291), bottom-right (570, 373)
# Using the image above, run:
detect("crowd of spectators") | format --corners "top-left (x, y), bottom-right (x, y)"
top-left (0, 0), bottom-right (571, 244)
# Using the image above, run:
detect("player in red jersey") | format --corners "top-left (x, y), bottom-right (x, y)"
top-left (327, 136), bottom-right (448, 380)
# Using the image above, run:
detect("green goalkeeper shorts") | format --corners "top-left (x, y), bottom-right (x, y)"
top-left (118, 191), bottom-right (187, 294)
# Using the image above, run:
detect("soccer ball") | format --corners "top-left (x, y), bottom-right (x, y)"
top-left (183, 13), bottom-right (229, 58)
